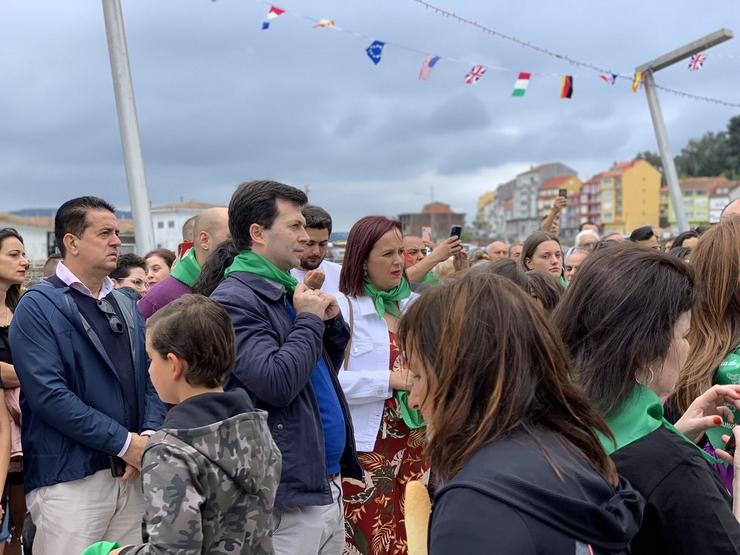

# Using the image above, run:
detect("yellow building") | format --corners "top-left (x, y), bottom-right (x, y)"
top-left (476, 191), bottom-right (496, 235)
top-left (599, 160), bottom-right (661, 235)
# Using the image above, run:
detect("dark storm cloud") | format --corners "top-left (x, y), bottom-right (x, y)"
top-left (1, 0), bottom-right (738, 228)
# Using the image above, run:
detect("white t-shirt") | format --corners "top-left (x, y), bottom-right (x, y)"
top-left (290, 260), bottom-right (342, 294)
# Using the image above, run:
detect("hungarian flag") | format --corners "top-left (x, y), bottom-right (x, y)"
top-left (560, 75), bottom-right (573, 99)
top-left (512, 72), bottom-right (531, 97)
top-left (262, 6), bottom-right (285, 30)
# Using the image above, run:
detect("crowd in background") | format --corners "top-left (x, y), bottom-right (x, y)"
top-left (0, 182), bottom-right (739, 554)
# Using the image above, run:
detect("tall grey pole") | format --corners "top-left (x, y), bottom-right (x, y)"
top-left (642, 71), bottom-right (688, 232)
top-left (635, 28), bottom-right (733, 233)
top-left (102, 0), bottom-right (155, 253)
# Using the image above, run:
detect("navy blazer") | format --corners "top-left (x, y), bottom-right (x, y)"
top-left (10, 280), bottom-right (166, 492)
top-left (211, 272), bottom-right (362, 508)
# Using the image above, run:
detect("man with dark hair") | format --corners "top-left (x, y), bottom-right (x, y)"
top-left (629, 225), bottom-right (660, 251)
top-left (290, 204), bottom-right (342, 293)
top-left (9, 196), bottom-right (166, 554)
top-left (211, 181), bottom-right (361, 555)
top-left (110, 253), bottom-right (148, 298)
top-left (139, 206), bottom-right (229, 318)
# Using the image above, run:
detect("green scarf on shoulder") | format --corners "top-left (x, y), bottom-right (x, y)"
top-left (170, 247), bottom-right (201, 288)
top-left (598, 383), bottom-right (719, 465)
top-left (419, 272), bottom-right (441, 287)
top-left (361, 278), bottom-right (423, 429)
top-left (363, 278), bottom-right (412, 319)
top-left (81, 542), bottom-right (120, 555)
top-left (225, 250), bottom-right (298, 294)
top-left (706, 345), bottom-right (740, 451)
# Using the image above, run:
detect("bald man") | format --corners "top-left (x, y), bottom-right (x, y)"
top-left (486, 240), bottom-right (508, 262)
top-left (138, 207), bottom-right (230, 318)
top-left (721, 198), bottom-right (740, 222)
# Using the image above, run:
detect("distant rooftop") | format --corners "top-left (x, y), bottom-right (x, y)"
top-left (152, 201), bottom-right (220, 211)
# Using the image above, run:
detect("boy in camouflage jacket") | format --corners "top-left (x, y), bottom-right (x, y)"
top-left (113, 294), bottom-right (282, 554)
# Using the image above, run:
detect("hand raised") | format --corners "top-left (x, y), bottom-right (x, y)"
top-left (293, 283), bottom-right (332, 320)
top-left (304, 269), bottom-right (325, 291)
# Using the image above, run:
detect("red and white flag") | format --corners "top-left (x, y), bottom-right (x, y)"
top-left (262, 6), bottom-right (285, 30)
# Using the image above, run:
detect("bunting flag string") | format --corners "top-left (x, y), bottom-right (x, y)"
top-left (406, 0), bottom-right (740, 107)
top-left (250, 0), bottom-right (740, 108)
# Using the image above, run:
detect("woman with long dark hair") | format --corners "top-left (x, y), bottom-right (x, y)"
top-left (520, 231), bottom-right (565, 286)
top-left (398, 271), bottom-right (643, 554)
top-left (672, 219), bottom-right (740, 485)
top-left (555, 243), bottom-right (740, 552)
top-left (0, 228), bottom-right (26, 554)
top-left (337, 216), bottom-right (427, 555)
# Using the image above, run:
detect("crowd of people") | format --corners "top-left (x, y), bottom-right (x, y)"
top-left (0, 181), bottom-right (738, 554)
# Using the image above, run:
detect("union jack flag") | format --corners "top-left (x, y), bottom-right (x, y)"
top-left (464, 64), bottom-right (486, 84)
top-left (688, 53), bottom-right (707, 72)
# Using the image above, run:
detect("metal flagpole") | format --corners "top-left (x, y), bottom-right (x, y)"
top-left (636, 28), bottom-right (733, 233)
top-left (102, 0), bottom-right (155, 253)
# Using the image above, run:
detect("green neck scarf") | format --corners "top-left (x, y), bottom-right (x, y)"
top-left (706, 344), bottom-right (740, 451)
top-left (170, 247), bottom-right (201, 288)
top-left (419, 272), bottom-right (441, 287)
top-left (81, 542), bottom-right (120, 555)
top-left (598, 383), bottom-right (719, 465)
top-left (225, 251), bottom-right (298, 294)
top-left (363, 278), bottom-right (412, 319)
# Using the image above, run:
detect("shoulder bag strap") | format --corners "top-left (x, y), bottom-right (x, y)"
top-left (342, 294), bottom-right (354, 370)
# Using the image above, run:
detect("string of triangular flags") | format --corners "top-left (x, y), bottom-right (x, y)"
top-left (407, 0), bottom-right (740, 107)
top-left (255, 1), bottom-right (740, 108)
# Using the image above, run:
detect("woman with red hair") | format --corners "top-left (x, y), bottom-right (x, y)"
top-left (337, 216), bottom-right (427, 555)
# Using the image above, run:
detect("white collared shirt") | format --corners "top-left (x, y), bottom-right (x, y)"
top-left (55, 261), bottom-right (114, 300)
top-left (336, 293), bottom-right (417, 452)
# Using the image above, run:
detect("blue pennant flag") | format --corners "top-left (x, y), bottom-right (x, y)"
top-left (366, 40), bottom-right (385, 65)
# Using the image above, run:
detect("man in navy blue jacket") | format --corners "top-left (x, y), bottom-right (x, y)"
top-left (211, 180), bottom-right (361, 555)
top-left (10, 197), bottom-right (166, 555)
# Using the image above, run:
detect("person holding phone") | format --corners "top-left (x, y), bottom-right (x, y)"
top-left (541, 192), bottom-right (568, 236)
top-left (555, 243), bottom-right (740, 552)
top-left (672, 218), bottom-right (740, 490)
top-left (404, 225), bottom-right (465, 286)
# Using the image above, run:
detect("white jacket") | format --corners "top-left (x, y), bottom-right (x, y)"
top-left (336, 293), bottom-right (416, 452)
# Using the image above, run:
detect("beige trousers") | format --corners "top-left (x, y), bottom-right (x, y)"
top-left (26, 469), bottom-right (145, 555)
top-left (272, 476), bottom-right (345, 555)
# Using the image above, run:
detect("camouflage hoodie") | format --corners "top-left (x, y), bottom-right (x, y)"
top-left (121, 389), bottom-right (282, 554)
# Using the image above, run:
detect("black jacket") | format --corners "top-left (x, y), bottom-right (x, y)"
top-left (612, 425), bottom-right (740, 554)
top-left (211, 272), bottom-right (362, 509)
top-left (430, 428), bottom-right (644, 554)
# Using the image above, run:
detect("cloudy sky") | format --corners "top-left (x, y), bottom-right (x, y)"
top-left (2, 0), bottom-right (739, 230)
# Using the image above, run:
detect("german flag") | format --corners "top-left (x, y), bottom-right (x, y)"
top-left (560, 75), bottom-right (573, 99)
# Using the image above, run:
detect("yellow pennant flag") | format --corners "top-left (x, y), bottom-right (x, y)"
top-left (631, 71), bottom-right (643, 93)
top-left (313, 19), bottom-right (335, 28)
